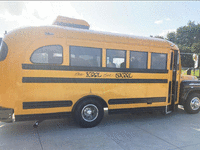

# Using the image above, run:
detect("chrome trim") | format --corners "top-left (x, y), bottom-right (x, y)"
top-left (81, 104), bottom-right (98, 122)
top-left (190, 97), bottom-right (200, 110)
top-left (0, 107), bottom-right (14, 123)
top-left (165, 106), bottom-right (172, 114)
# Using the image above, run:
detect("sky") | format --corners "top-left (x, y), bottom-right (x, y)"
top-left (0, 1), bottom-right (200, 38)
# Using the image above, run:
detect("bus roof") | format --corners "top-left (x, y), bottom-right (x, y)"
top-left (4, 24), bottom-right (178, 50)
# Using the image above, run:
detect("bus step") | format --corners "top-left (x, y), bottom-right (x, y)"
top-left (165, 106), bottom-right (172, 114)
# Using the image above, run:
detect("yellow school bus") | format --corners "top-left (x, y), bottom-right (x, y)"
top-left (0, 16), bottom-right (200, 128)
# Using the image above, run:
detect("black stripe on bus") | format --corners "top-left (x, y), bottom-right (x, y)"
top-left (22, 64), bottom-right (168, 74)
top-left (108, 106), bottom-right (165, 115)
top-left (22, 77), bottom-right (168, 84)
top-left (15, 112), bottom-right (71, 121)
top-left (108, 97), bottom-right (166, 105)
top-left (23, 100), bottom-right (73, 109)
top-left (175, 81), bottom-right (178, 102)
top-left (168, 81), bottom-right (171, 103)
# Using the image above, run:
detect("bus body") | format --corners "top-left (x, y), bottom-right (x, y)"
top-left (1, 16), bottom-right (200, 128)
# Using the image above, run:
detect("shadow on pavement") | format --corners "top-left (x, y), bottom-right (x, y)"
top-left (0, 107), bottom-right (190, 134)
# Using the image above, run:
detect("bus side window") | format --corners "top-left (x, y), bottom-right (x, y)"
top-left (0, 41), bottom-right (8, 62)
top-left (70, 46), bottom-right (102, 67)
top-left (30, 45), bottom-right (63, 64)
top-left (106, 49), bottom-right (126, 68)
top-left (130, 51), bottom-right (148, 69)
top-left (151, 53), bottom-right (167, 70)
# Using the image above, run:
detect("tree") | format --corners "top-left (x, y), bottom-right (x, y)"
top-left (166, 21), bottom-right (200, 54)
top-left (150, 35), bottom-right (164, 39)
top-left (154, 35), bottom-right (164, 39)
top-left (167, 32), bottom-right (176, 43)
top-left (191, 42), bottom-right (200, 54)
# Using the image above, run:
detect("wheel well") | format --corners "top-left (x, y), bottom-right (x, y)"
top-left (185, 90), bottom-right (200, 102)
top-left (188, 90), bottom-right (200, 96)
top-left (72, 95), bottom-right (108, 113)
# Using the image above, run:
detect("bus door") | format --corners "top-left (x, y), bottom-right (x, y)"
top-left (170, 50), bottom-right (180, 111)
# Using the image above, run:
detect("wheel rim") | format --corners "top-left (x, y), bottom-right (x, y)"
top-left (190, 97), bottom-right (200, 110)
top-left (81, 104), bottom-right (99, 122)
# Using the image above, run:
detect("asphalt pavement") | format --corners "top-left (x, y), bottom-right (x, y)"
top-left (1, 107), bottom-right (200, 150)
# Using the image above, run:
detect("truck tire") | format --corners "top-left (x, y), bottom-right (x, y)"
top-left (73, 98), bottom-right (104, 128)
top-left (184, 93), bottom-right (200, 114)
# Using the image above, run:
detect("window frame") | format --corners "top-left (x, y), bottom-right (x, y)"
top-left (129, 50), bottom-right (148, 69)
top-left (69, 45), bottom-right (102, 68)
top-left (30, 45), bottom-right (63, 64)
top-left (106, 49), bottom-right (126, 68)
top-left (151, 52), bottom-right (168, 70)
top-left (0, 41), bottom-right (8, 62)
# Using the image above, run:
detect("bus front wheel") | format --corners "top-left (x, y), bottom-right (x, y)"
top-left (73, 98), bottom-right (104, 128)
top-left (184, 93), bottom-right (200, 114)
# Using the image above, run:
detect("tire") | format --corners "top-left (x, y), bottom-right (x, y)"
top-left (73, 98), bottom-right (104, 128)
top-left (184, 93), bottom-right (200, 114)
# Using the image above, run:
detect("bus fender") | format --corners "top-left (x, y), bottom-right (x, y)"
top-left (180, 88), bottom-right (200, 105)
top-left (72, 95), bottom-right (108, 113)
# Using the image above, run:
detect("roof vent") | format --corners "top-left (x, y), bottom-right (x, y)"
top-left (53, 16), bottom-right (90, 30)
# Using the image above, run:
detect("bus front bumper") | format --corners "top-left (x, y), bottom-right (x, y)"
top-left (0, 107), bottom-right (14, 123)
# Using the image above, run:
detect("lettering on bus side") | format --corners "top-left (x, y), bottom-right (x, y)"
top-left (115, 72), bottom-right (133, 79)
top-left (86, 72), bottom-right (102, 78)
top-left (74, 72), bottom-right (84, 76)
top-left (103, 73), bottom-right (113, 77)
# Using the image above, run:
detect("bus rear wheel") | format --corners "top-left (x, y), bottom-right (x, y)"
top-left (184, 93), bottom-right (200, 114)
top-left (73, 98), bottom-right (104, 128)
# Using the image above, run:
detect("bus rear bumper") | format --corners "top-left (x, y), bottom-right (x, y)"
top-left (0, 107), bottom-right (14, 123)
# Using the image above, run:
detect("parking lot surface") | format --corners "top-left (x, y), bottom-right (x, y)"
top-left (1, 107), bottom-right (200, 150)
